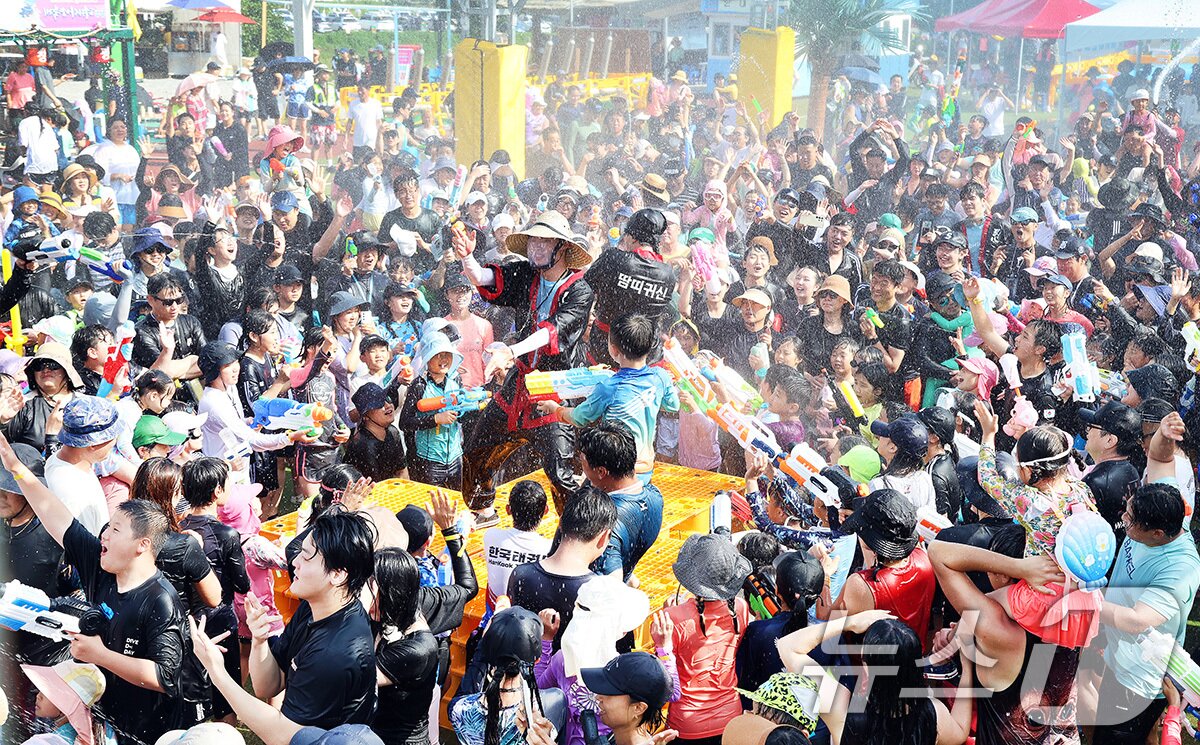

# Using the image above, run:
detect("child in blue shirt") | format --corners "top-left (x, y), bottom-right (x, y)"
top-left (398, 331), bottom-right (478, 490)
top-left (4, 185), bottom-right (59, 250)
top-left (539, 313), bottom-right (679, 482)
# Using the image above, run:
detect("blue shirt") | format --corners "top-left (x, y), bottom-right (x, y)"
top-left (414, 374), bottom-right (464, 464)
top-left (1103, 531), bottom-right (1200, 698)
top-left (570, 366), bottom-right (680, 478)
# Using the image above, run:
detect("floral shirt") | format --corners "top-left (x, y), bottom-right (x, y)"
top-left (978, 444), bottom-right (1095, 557)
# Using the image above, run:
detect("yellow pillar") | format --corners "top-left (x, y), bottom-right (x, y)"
top-left (454, 39), bottom-right (528, 178)
top-left (737, 26), bottom-right (795, 129)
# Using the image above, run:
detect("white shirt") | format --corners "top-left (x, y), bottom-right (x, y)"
top-left (483, 527), bottom-right (552, 605)
top-left (93, 141), bottom-right (141, 205)
top-left (349, 99), bottom-right (383, 148)
top-left (870, 470), bottom-right (938, 513)
top-left (980, 97), bottom-right (1009, 137)
top-left (18, 116), bottom-right (59, 176)
top-left (46, 453), bottom-right (109, 535)
top-left (198, 385), bottom-right (291, 470)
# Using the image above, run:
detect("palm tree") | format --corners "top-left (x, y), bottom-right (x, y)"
top-left (789, 0), bottom-right (922, 142)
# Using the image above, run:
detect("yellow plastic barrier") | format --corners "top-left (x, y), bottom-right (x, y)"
top-left (737, 26), bottom-right (796, 129)
top-left (454, 38), bottom-right (529, 177)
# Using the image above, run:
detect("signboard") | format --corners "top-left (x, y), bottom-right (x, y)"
top-left (392, 44), bottom-right (420, 87)
top-left (700, 0), bottom-right (751, 14)
top-left (8, 0), bottom-right (111, 32)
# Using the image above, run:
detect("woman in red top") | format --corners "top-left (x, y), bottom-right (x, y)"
top-left (835, 488), bottom-right (937, 651)
top-left (665, 533), bottom-right (752, 745)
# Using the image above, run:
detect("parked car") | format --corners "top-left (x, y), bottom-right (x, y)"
top-left (336, 12), bottom-right (361, 32)
top-left (314, 12), bottom-right (335, 32)
top-left (362, 10), bottom-right (395, 32)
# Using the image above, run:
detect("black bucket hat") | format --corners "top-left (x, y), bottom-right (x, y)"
top-left (840, 488), bottom-right (918, 561)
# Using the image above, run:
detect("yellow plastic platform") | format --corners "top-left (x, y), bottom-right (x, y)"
top-left (257, 462), bottom-right (742, 723)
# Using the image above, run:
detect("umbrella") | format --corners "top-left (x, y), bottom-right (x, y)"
top-left (835, 66), bottom-right (884, 87)
top-left (837, 53), bottom-right (880, 72)
top-left (267, 56), bottom-right (314, 71)
top-left (195, 7), bottom-right (258, 22)
top-left (166, 0), bottom-right (231, 8)
top-left (259, 41), bottom-right (294, 60)
top-left (176, 72), bottom-right (218, 96)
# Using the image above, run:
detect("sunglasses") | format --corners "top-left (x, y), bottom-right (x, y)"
top-left (142, 245), bottom-right (171, 255)
top-left (153, 295), bottom-right (185, 306)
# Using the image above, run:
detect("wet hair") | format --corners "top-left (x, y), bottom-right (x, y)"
top-left (775, 551), bottom-right (824, 634)
top-left (147, 273), bottom-right (185, 298)
top-left (738, 531), bottom-right (781, 570)
top-left (858, 619), bottom-right (937, 745)
top-left (828, 211), bottom-right (854, 231)
top-left (70, 324), bottom-right (112, 370)
top-left (1026, 319), bottom-right (1063, 357)
top-left (1015, 426), bottom-right (1073, 485)
top-left (242, 309), bottom-right (277, 349)
top-left (374, 547), bottom-right (420, 630)
top-left (508, 480), bottom-right (547, 532)
top-left (990, 523), bottom-right (1026, 559)
top-left (115, 499), bottom-right (172, 556)
top-left (309, 507), bottom-right (377, 598)
top-left (855, 362), bottom-right (891, 400)
top-left (133, 370), bottom-right (175, 399)
top-left (1130, 330), bottom-right (1166, 359)
top-left (131, 458), bottom-right (183, 532)
top-left (873, 259), bottom-right (907, 285)
top-left (392, 167), bottom-right (420, 191)
top-left (960, 181), bottom-right (986, 201)
top-left (1129, 482), bottom-right (1185, 536)
top-left (182, 457), bottom-right (230, 510)
top-left (303, 325), bottom-right (327, 351)
top-left (244, 286), bottom-right (278, 315)
top-left (926, 183), bottom-right (950, 199)
top-left (774, 368), bottom-right (812, 408)
top-left (764, 726), bottom-right (810, 745)
top-left (579, 421), bottom-right (637, 479)
top-left (558, 485), bottom-right (617, 542)
top-left (609, 313), bottom-right (656, 360)
top-left (311, 464), bottom-right (364, 521)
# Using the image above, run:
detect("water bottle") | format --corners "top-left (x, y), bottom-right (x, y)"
top-left (710, 490), bottom-right (732, 537)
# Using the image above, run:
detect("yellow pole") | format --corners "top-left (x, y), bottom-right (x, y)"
top-left (260, 0), bottom-right (268, 48)
top-left (2, 250), bottom-right (26, 355)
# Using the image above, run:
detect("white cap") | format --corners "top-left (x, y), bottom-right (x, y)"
top-left (491, 213), bottom-right (515, 232)
top-left (162, 410), bottom-right (209, 436)
top-left (662, 210), bottom-right (680, 226)
top-left (465, 191), bottom-right (488, 205)
top-left (67, 204), bottom-right (98, 218)
top-left (899, 260), bottom-right (926, 291)
top-left (1133, 241), bottom-right (1164, 263)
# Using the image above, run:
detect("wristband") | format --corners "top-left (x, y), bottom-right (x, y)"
top-left (969, 297), bottom-right (983, 306)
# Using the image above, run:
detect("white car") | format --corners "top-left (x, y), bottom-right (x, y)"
top-left (337, 13), bottom-right (361, 32)
top-left (314, 13), bottom-right (335, 32)
top-left (362, 11), bottom-right (395, 32)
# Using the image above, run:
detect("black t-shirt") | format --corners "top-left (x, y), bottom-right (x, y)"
top-left (1, 516), bottom-right (75, 666)
top-left (506, 562), bottom-right (596, 650)
top-left (374, 627), bottom-right (439, 744)
top-left (63, 520), bottom-right (186, 745)
top-left (268, 598), bottom-right (377, 729)
top-left (790, 163), bottom-right (834, 192)
top-left (696, 306), bottom-right (771, 381)
top-left (873, 302), bottom-right (915, 353)
top-left (132, 314), bottom-right (207, 369)
top-left (155, 531), bottom-right (213, 617)
top-left (378, 207), bottom-right (442, 272)
top-left (584, 248), bottom-right (676, 364)
top-left (343, 425), bottom-right (408, 481)
top-left (178, 515), bottom-right (251, 606)
top-left (1083, 458), bottom-right (1141, 545)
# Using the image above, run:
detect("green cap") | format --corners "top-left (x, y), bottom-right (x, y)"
top-left (132, 414), bottom-right (188, 449)
top-left (878, 213), bottom-right (902, 230)
top-left (687, 227), bottom-right (715, 244)
top-left (837, 444), bottom-right (882, 483)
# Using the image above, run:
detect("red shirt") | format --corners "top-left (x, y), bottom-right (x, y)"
top-left (666, 597), bottom-right (750, 738)
top-left (855, 547), bottom-right (936, 650)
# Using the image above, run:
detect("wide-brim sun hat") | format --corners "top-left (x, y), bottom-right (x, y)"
top-left (25, 341), bottom-right (84, 390)
top-left (504, 211), bottom-right (592, 270)
top-left (58, 395), bottom-right (121, 448)
top-left (154, 164), bottom-right (195, 193)
top-left (61, 163), bottom-right (97, 192)
top-left (21, 662), bottom-right (106, 745)
top-left (265, 124), bottom-right (304, 153)
top-left (672, 532), bottom-right (752, 600)
top-left (734, 673), bottom-right (820, 735)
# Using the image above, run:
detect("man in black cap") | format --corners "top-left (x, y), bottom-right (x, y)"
top-left (1054, 235), bottom-right (1099, 310)
top-left (745, 188), bottom-right (802, 281)
top-left (1097, 202), bottom-right (1172, 281)
top-left (584, 208), bottom-right (676, 366)
top-left (1081, 402), bottom-right (1145, 544)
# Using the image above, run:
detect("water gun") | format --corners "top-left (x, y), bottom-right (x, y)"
top-left (999, 353), bottom-right (1037, 436)
top-left (1183, 322), bottom-right (1200, 372)
top-left (745, 571), bottom-right (781, 619)
top-left (345, 236), bottom-right (359, 257)
top-left (1139, 628), bottom-right (1200, 709)
top-left (380, 354), bottom-right (413, 388)
top-left (750, 96), bottom-right (763, 114)
top-left (78, 246), bottom-right (134, 284)
top-left (696, 353), bottom-right (763, 411)
top-left (97, 321), bottom-right (135, 399)
top-left (1097, 369), bottom-right (1129, 399)
top-left (587, 204), bottom-right (601, 232)
top-left (251, 397), bottom-right (334, 436)
top-left (837, 380), bottom-right (866, 422)
top-left (537, 193), bottom-right (550, 213)
top-left (660, 337), bottom-right (716, 412)
top-left (417, 387), bottom-right (491, 416)
top-left (447, 165), bottom-right (467, 209)
top-left (1015, 119), bottom-right (1039, 139)
top-left (608, 227), bottom-right (620, 248)
top-left (711, 490), bottom-right (732, 535)
top-left (27, 235), bottom-right (132, 283)
top-left (268, 157), bottom-right (285, 175)
top-left (915, 506), bottom-right (951, 546)
top-left (863, 307), bottom-right (884, 329)
top-left (1061, 331), bottom-right (1099, 403)
top-left (708, 402), bottom-right (835, 497)
top-left (0, 581), bottom-right (110, 642)
top-left (524, 365), bottom-right (614, 403)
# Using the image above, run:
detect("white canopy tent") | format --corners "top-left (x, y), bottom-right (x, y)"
top-left (1063, 0), bottom-right (1200, 53)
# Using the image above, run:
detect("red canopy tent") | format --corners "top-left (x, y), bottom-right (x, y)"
top-left (934, 0), bottom-right (1036, 34)
top-left (991, 0), bottom-right (1100, 39)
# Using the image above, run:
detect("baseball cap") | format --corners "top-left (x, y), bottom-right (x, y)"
top-left (465, 191), bottom-right (487, 206)
top-left (1011, 207), bottom-right (1040, 224)
top-left (1024, 256), bottom-right (1056, 277)
top-left (1040, 273), bottom-right (1072, 290)
top-left (898, 260), bottom-right (925, 291)
top-left (1079, 401), bottom-right (1143, 444)
top-left (1054, 237), bottom-right (1087, 259)
top-left (132, 414), bottom-right (188, 449)
top-left (0, 441), bottom-right (45, 492)
top-left (274, 264), bottom-right (304, 285)
top-left (433, 155), bottom-right (457, 173)
top-left (917, 406), bottom-right (956, 446)
top-left (1132, 241), bottom-right (1164, 263)
top-left (395, 505), bottom-right (434, 553)
top-left (289, 724), bottom-right (384, 745)
top-left (581, 651), bottom-right (673, 711)
top-left (490, 213), bottom-right (515, 232)
top-left (198, 341), bottom-right (241, 384)
top-left (870, 415), bottom-right (929, 458)
top-left (270, 191), bottom-right (299, 213)
top-left (444, 273), bottom-right (473, 292)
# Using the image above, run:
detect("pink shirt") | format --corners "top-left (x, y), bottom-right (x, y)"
top-left (446, 312), bottom-right (494, 389)
top-left (4, 71), bottom-right (34, 110)
top-left (666, 597), bottom-right (749, 739)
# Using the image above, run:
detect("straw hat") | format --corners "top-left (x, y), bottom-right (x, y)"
top-left (505, 212), bottom-right (592, 270)
top-left (61, 163), bottom-right (97, 192)
top-left (154, 164), bottom-right (195, 193)
top-left (38, 192), bottom-right (68, 222)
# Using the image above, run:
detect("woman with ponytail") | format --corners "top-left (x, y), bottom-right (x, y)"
top-left (665, 534), bottom-right (752, 745)
top-left (735, 552), bottom-right (831, 702)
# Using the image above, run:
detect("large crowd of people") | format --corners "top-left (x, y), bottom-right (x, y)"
top-left (3, 33), bottom-right (1200, 745)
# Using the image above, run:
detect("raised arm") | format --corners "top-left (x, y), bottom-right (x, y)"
top-left (312, 196), bottom-right (353, 262)
top-left (0, 430), bottom-right (73, 545)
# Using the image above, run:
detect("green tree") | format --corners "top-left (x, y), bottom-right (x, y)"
top-left (788, 0), bottom-right (919, 141)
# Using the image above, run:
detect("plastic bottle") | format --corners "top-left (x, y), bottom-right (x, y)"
top-left (710, 490), bottom-right (732, 536)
